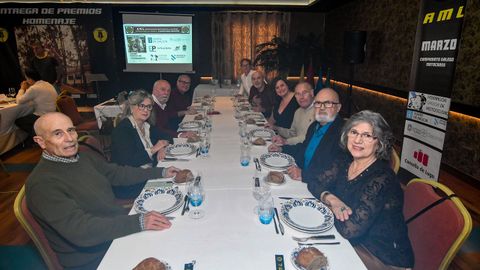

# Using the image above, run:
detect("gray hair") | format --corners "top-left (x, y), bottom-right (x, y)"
top-left (339, 110), bottom-right (393, 160)
top-left (122, 89), bottom-right (156, 125)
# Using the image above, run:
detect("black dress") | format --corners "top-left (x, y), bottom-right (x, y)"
top-left (272, 95), bottom-right (299, 129)
top-left (307, 154), bottom-right (414, 268)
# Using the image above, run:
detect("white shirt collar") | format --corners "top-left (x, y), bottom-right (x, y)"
top-left (152, 95), bottom-right (167, 110)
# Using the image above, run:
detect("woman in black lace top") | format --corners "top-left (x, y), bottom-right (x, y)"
top-left (308, 110), bottom-right (414, 269)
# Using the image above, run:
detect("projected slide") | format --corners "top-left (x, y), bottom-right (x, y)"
top-left (122, 13), bottom-right (193, 73)
top-left (124, 24), bottom-right (192, 64)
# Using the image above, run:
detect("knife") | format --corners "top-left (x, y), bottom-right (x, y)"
top-left (164, 157), bottom-right (190, 161)
top-left (181, 195), bottom-right (189, 216)
top-left (273, 207), bottom-right (284, 235)
top-left (278, 197), bottom-right (316, 200)
top-left (298, 242), bottom-right (340, 246)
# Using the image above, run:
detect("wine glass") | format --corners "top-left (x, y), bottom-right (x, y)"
top-left (7, 88), bottom-right (16, 98)
top-left (188, 180), bottom-right (205, 219)
top-left (252, 178), bottom-right (271, 214)
top-left (199, 132), bottom-right (210, 157)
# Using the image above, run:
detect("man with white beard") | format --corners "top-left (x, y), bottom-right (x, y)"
top-left (268, 88), bottom-right (345, 184)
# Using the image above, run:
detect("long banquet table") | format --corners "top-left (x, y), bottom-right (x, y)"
top-left (98, 97), bottom-right (366, 270)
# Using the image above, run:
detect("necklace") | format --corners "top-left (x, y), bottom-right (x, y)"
top-left (348, 158), bottom-right (377, 180)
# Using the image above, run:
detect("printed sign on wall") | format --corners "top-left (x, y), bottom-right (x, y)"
top-left (401, 0), bottom-right (465, 181)
top-left (401, 137), bottom-right (443, 180)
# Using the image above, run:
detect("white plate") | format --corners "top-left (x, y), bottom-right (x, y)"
top-left (280, 199), bottom-right (334, 233)
top-left (248, 128), bottom-right (275, 139)
top-left (179, 121), bottom-right (202, 130)
top-left (259, 152), bottom-right (295, 169)
top-left (165, 143), bottom-right (196, 157)
top-left (134, 187), bottom-right (183, 214)
top-left (290, 247), bottom-right (329, 270)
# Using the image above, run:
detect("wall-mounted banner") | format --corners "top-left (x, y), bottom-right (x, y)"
top-left (401, 137), bottom-right (443, 180)
top-left (409, 0), bottom-right (466, 97)
top-left (401, 90), bottom-right (451, 180)
top-left (0, 4), bottom-right (114, 94)
top-left (401, 0), bottom-right (464, 181)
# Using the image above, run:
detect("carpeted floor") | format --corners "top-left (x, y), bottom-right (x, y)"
top-left (0, 244), bottom-right (46, 270)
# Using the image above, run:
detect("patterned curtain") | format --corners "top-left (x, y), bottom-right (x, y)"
top-left (212, 11), bottom-right (291, 83)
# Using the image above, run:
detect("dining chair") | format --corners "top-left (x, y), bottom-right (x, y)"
top-left (390, 148), bottom-right (400, 174)
top-left (404, 178), bottom-right (472, 270)
top-left (13, 186), bottom-right (63, 270)
top-left (56, 95), bottom-right (98, 134)
top-left (78, 135), bottom-right (107, 161)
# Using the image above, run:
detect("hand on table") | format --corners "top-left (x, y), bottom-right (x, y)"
top-left (268, 143), bottom-right (282, 152)
top-left (324, 194), bottom-right (352, 222)
top-left (164, 166), bottom-right (180, 178)
top-left (287, 165), bottom-right (302, 181)
top-left (142, 211), bottom-right (172, 231)
top-left (152, 140), bottom-right (169, 154)
top-left (271, 135), bottom-right (286, 146)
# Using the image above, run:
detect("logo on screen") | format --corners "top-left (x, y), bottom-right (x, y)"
top-left (171, 55), bottom-right (176, 61)
top-left (413, 150), bottom-right (429, 166)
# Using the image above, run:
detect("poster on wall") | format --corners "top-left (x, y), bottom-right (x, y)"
top-left (401, 0), bottom-right (465, 181)
top-left (409, 0), bottom-right (466, 97)
top-left (0, 5), bottom-right (114, 95)
top-left (401, 91), bottom-right (451, 180)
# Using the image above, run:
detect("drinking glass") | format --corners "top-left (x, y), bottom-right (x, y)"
top-left (258, 196), bottom-right (274, 224)
top-left (240, 144), bottom-right (250, 167)
top-left (199, 133), bottom-right (210, 157)
top-left (8, 88), bottom-right (16, 98)
top-left (188, 180), bottom-right (205, 219)
top-left (252, 179), bottom-right (271, 214)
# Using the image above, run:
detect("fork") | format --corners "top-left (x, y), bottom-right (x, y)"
top-left (292, 235), bottom-right (335, 242)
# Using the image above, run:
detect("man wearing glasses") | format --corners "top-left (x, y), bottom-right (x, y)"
top-left (167, 74), bottom-right (196, 128)
top-left (268, 88), bottom-right (345, 184)
top-left (270, 82), bottom-right (316, 145)
top-left (237, 58), bottom-right (255, 96)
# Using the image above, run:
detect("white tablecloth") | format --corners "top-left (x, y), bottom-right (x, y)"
top-left (98, 97), bottom-right (366, 270)
top-left (193, 84), bottom-right (239, 98)
top-left (93, 99), bottom-right (123, 129)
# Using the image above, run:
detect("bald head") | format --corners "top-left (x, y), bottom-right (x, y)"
top-left (314, 88), bottom-right (341, 125)
top-left (294, 82), bottom-right (314, 109)
top-left (252, 70), bottom-right (265, 90)
top-left (152, 80), bottom-right (171, 104)
top-left (34, 112), bottom-right (71, 136)
top-left (33, 112), bottom-right (79, 158)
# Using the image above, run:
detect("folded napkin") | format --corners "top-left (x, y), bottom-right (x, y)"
top-left (143, 180), bottom-right (173, 190)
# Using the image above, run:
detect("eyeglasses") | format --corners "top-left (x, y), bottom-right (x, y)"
top-left (137, 104), bottom-right (153, 111)
top-left (178, 80), bottom-right (191, 85)
top-left (347, 129), bottom-right (377, 143)
top-left (313, 101), bottom-right (339, 108)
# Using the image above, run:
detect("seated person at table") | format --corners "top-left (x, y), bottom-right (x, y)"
top-left (268, 88), bottom-right (344, 184)
top-left (237, 58), bottom-right (255, 96)
top-left (151, 80), bottom-right (196, 140)
top-left (248, 70), bottom-right (274, 118)
top-left (267, 77), bottom-right (299, 129)
top-left (167, 74), bottom-right (197, 129)
top-left (15, 68), bottom-right (57, 139)
top-left (111, 90), bottom-right (171, 198)
top-left (270, 82), bottom-right (315, 145)
top-left (310, 110), bottom-right (414, 269)
top-left (26, 112), bottom-right (179, 269)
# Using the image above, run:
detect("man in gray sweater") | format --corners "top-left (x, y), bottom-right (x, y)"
top-left (26, 112), bottom-right (180, 269)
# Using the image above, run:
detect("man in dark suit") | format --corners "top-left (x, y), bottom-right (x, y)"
top-left (268, 88), bottom-right (344, 184)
